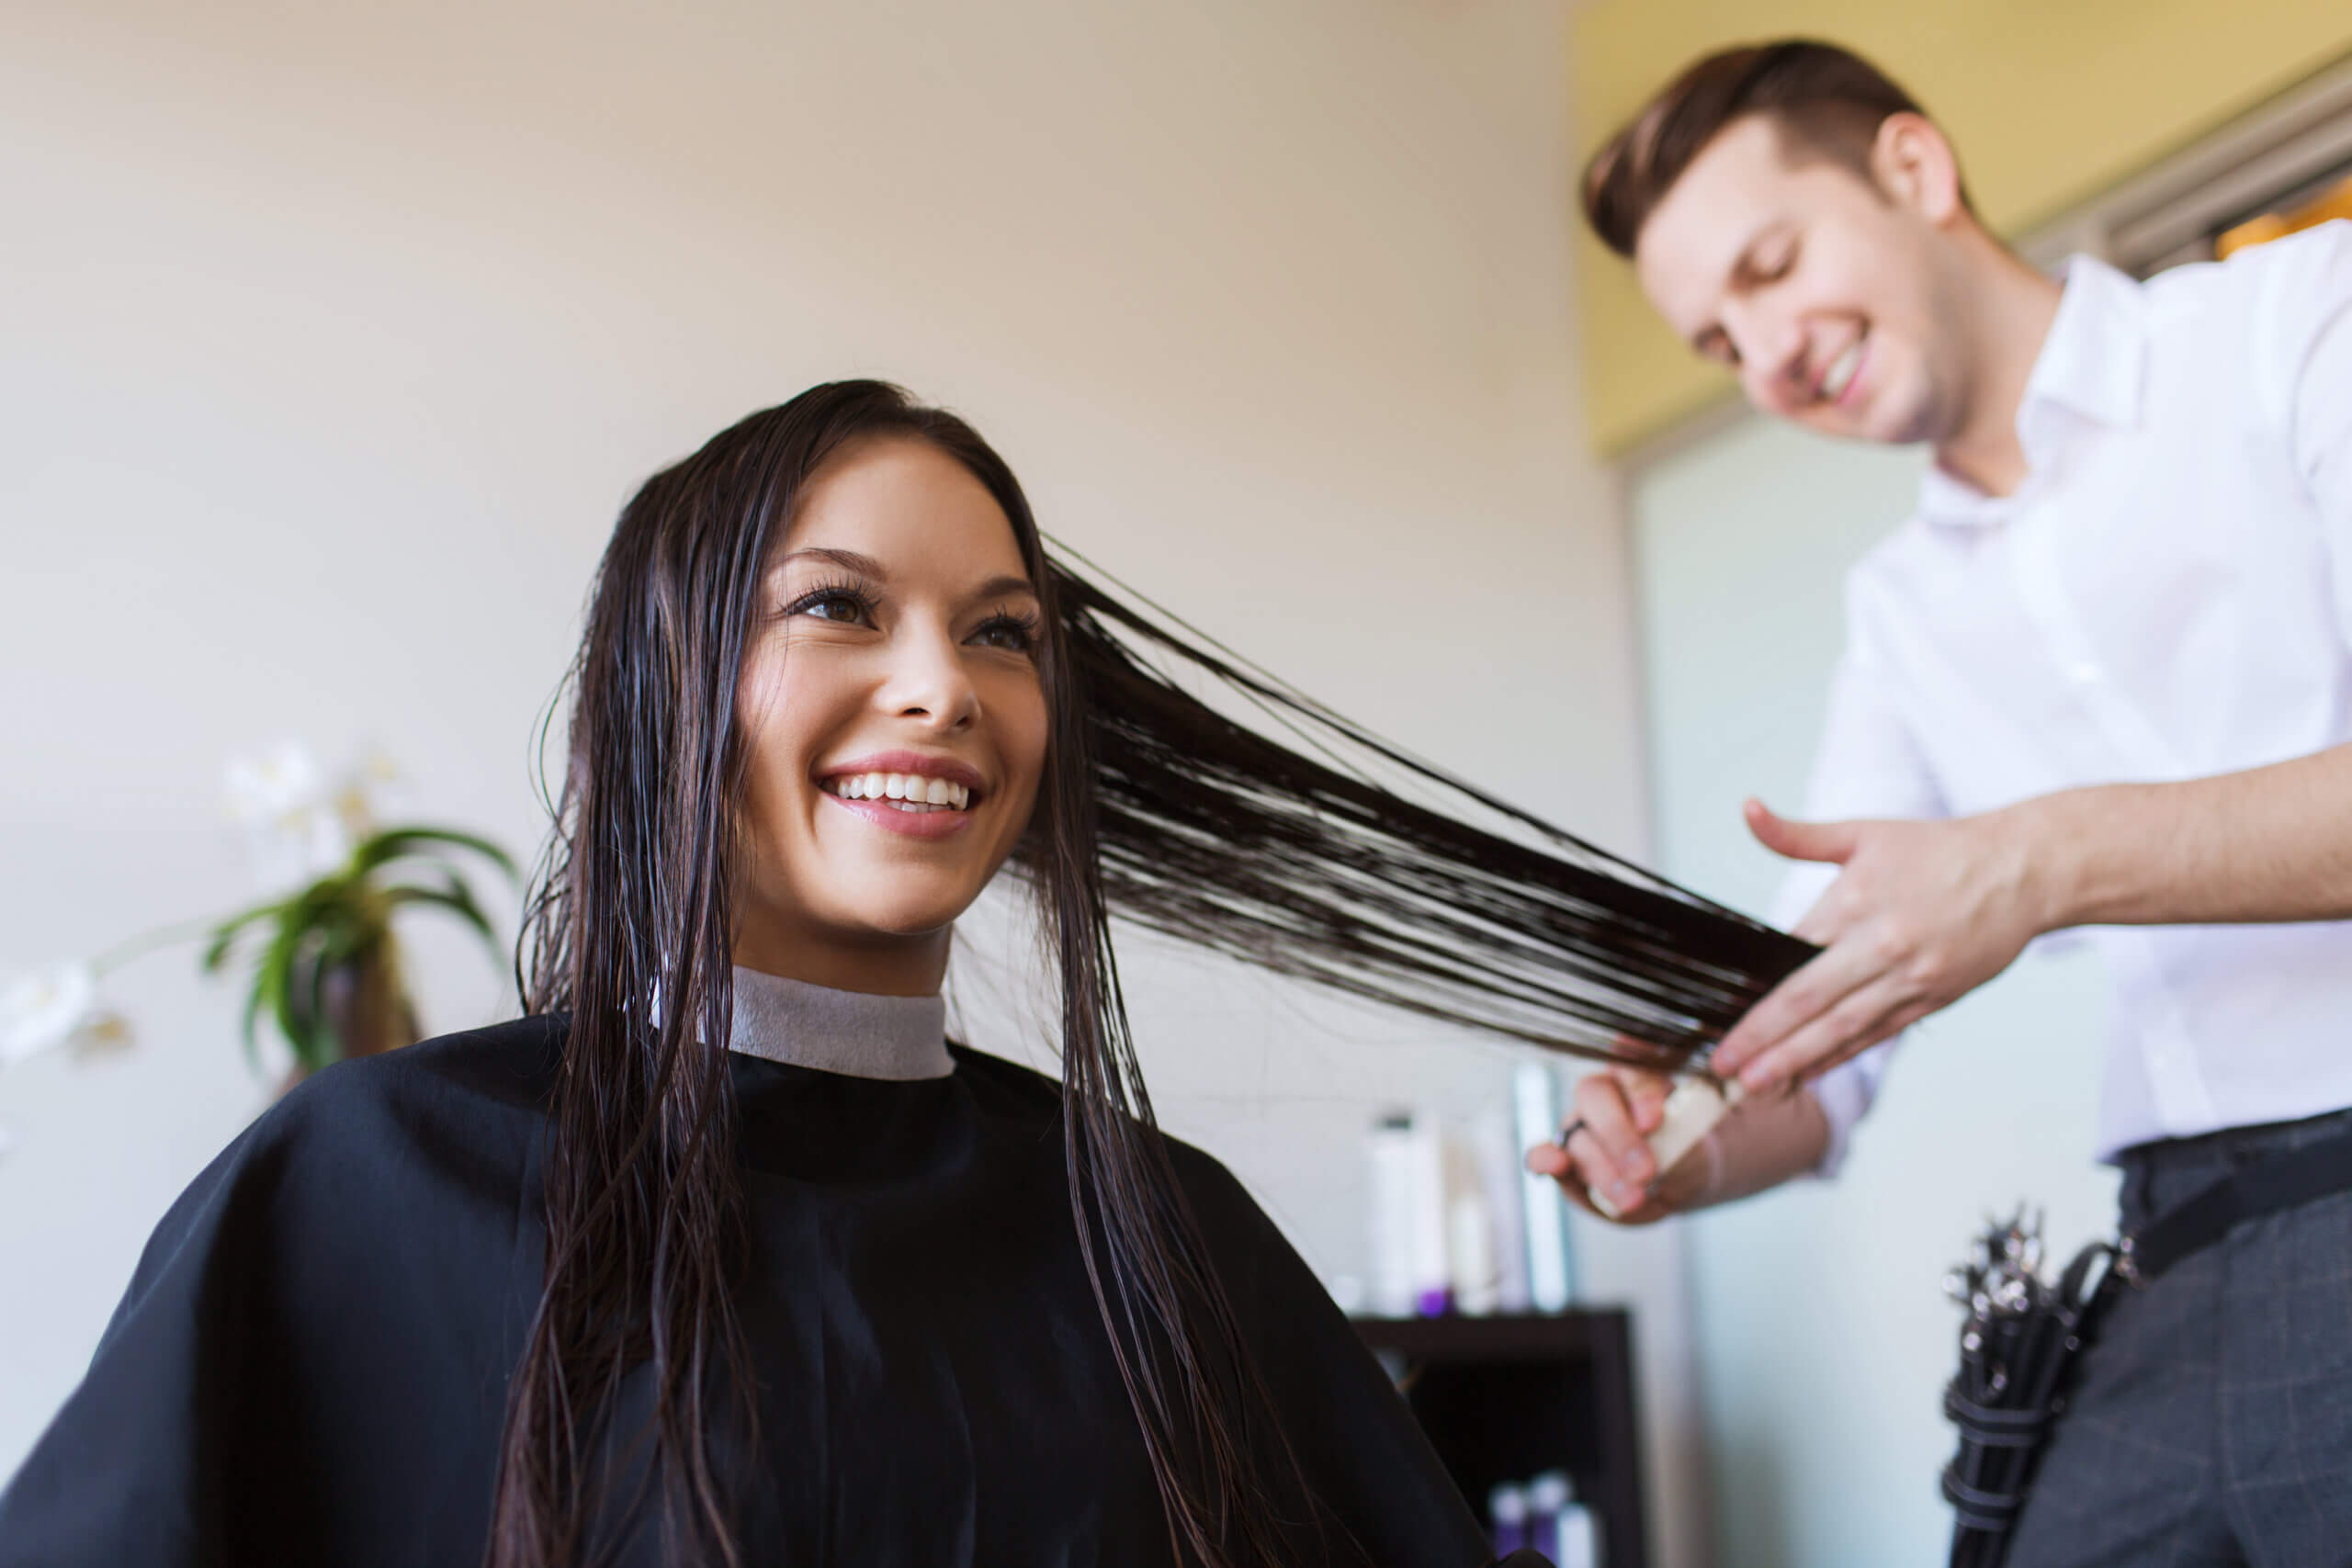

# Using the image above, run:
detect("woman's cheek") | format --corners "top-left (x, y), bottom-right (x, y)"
top-left (1012, 693), bottom-right (1051, 813)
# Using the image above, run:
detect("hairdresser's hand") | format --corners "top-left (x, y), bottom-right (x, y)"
top-left (1709, 799), bottom-right (2052, 1097)
top-left (1524, 1064), bottom-right (1688, 1224)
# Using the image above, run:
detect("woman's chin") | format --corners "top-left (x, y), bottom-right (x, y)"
top-left (837, 892), bottom-right (979, 945)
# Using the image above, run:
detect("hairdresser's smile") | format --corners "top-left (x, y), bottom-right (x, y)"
top-left (732, 434), bottom-right (1048, 992)
top-left (1814, 330), bottom-right (1867, 407)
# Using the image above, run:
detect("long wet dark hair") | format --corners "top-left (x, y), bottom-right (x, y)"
top-left (494, 380), bottom-right (1813, 1566)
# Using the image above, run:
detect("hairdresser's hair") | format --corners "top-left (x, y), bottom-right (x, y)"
top-left (497, 382), bottom-right (1329, 1567)
top-left (1583, 39), bottom-right (1955, 258)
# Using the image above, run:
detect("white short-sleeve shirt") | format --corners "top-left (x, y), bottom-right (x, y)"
top-left (1794, 220), bottom-right (2352, 1171)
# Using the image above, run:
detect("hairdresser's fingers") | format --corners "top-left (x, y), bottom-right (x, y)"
top-left (1709, 935), bottom-right (1878, 1083)
top-left (1570, 1073), bottom-right (1654, 1185)
top-left (1611, 1064), bottom-right (1673, 1136)
top-left (1734, 976), bottom-right (1920, 1094)
top-left (1537, 1147), bottom-right (1680, 1226)
top-left (1524, 1140), bottom-right (1573, 1179)
top-left (1557, 1175), bottom-right (1679, 1226)
top-left (1744, 798), bottom-right (1865, 867)
top-left (1520, 1112), bottom-right (1592, 1187)
top-left (1526, 1133), bottom-right (1642, 1223)
top-left (1524, 1055), bottom-right (1679, 1220)
top-left (1563, 1073), bottom-right (1657, 1212)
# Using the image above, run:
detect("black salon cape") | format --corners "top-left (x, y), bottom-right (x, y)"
top-left (0, 1017), bottom-right (1511, 1566)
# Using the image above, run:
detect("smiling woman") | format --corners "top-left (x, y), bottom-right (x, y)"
top-left (493, 384), bottom-right (1402, 1568)
top-left (730, 440), bottom-right (1049, 991)
top-left (0, 381), bottom-right (1803, 1568)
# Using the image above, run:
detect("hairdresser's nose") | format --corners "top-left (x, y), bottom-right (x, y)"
top-left (1724, 299), bottom-right (1808, 415)
top-left (880, 617), bottom-right (981, 732)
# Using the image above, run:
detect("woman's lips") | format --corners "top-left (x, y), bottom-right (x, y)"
top-left (814, 750), bottom-right (987, 840)
top-left (821, 791), bottom-right (978, 840)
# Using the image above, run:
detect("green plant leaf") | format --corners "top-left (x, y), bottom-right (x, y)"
top-left (242, 909), bottom-right (305, 1073)
top-left (243, 882), bottom-right (326, 1072)
top-left (319, 911), bottom-right (377, 967)
top-left (269, 931), bottom-right (314, 1072)
top-left (385, 877), bottom-right (501, 960)
top-left (353, 827), bottom-right (519, 885)
top-left (297, 939), bottom-right (339, 1073)
top-left (200, 898), bottom-right (288, 973)
top-left (216, 826), bottom-right (510, 1077)
top-left (380, 856), bottom-right (471, 899)
top-left (301, 898), bottom-right (393, 1070)
top-left (238, 977), bottom-right (266, 1074)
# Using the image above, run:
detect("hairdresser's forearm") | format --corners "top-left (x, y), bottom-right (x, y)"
top-left (2018, 742), bottom-right (2352, 930)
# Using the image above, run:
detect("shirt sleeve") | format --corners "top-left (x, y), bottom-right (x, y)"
top-left (2255, 220), bottom-right (2352, 643)
top-left (1771, 575), bottom-right (1948, 1179)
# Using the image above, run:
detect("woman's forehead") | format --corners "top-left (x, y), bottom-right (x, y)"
top-left (783, 437), bottom-right (1030, 585)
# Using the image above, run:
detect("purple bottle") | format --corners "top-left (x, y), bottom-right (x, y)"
top-left (1488, 1483), bottom-right (1531, 1555)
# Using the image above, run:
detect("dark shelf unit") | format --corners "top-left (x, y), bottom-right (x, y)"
top-left (1352, 1310), bottom-right (1647, 1568)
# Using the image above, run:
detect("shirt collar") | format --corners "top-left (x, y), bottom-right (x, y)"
top-left (1917, 253), bottom-right (2148, 527)
top-left (727, 964), bottom-right (953, 1080)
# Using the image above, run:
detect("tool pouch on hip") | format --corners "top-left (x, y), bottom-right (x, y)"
top-left (1940, 1123), bottom-right (2352, 1565)
top-left (1939, 1216), bottom-right (2122, 1568)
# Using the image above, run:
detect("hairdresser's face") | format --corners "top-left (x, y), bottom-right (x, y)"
top-left (732, 437), bottom-right (1047, 993)
top-left (1634, 115), bottom-right (1970, 446)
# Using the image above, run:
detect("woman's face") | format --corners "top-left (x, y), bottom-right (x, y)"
top-left (730, 435), bottom-right (1048, 994)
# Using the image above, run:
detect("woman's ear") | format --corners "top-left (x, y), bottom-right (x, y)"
top-left (1871, 112), bottom-right (1966, 227)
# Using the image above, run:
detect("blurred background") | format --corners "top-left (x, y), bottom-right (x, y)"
top-left (6, 2), bottom-right (2352, 1563)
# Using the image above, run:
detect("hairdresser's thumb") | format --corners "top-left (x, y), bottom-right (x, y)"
top-left (1744, 799), bottom-right (1858, 866)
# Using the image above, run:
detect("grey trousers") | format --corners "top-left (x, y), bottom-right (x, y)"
top-left (2007, 1108), bottom-right (2352, 1568)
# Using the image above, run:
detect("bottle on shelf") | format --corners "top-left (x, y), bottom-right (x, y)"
top-left (1526, 1469), bottom-right (1600, 1568)
top-left (1488, 1481), bottom-right (1531, 1555)
top-left (1363, 1064), bottom-right (1580, 1323)
top-left (1366, 1110), bottom-right (1451, 1316)
top-left (1511, 1063), bottom-right (1577, 1311)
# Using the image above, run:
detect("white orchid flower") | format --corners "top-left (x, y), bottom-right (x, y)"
top-left (0, 962), bottom-right (100, 1065)
top-left (224, 739), bottom-right (327, 827)
top-left (225, 740), bottom-right (357, 879)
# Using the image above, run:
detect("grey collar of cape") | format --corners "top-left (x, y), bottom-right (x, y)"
top-left (727, 964), bottom-right (954, 1080)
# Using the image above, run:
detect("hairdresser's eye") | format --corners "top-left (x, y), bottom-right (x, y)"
top-left (970, 611), bottom-right (1039, 654)
top-left (785, 582), bottom-right (879, 627)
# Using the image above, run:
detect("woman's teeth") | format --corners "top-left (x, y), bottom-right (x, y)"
top-left (823, 772), bottom-right (973, 811)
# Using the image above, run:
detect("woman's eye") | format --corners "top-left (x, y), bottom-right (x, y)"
top-left (789, 588), bottom-right (875, 626)
top-left (971, 615), bottom-right (1037, 653)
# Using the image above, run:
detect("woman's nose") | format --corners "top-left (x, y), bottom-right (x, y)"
top-left (880, 625), bottom-right (980, 730)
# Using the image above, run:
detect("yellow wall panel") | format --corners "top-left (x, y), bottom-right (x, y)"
top-left (1572, 2), bottom-right (2352, 454)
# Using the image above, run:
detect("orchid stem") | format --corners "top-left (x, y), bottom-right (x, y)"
top-left (88, 916), bottom-right (235, 978)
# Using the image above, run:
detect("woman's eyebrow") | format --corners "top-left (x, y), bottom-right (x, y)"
top-left (970, 574), bottom-right (1037, 602)
top-left (785, 547), bottom-right (1033, 604)
top-left (783, 546), bottom-right (888, 577)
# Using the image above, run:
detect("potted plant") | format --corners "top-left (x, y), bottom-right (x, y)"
top-left (200, 823), bottom-right (514, 1080)
top-left (0, 744), bottom-right (516, 1119)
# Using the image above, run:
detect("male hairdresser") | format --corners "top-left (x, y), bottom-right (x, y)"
top-left (1527, 39), bottom-right (2352, 1563)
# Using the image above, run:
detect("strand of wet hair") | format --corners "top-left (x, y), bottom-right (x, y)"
top-left (1043, 549), bottom-right (1817, 1072)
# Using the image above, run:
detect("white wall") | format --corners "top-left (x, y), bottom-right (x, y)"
top-left (0, 2), bottom-right (1716, 1551)
top-left (1629, 412), bottom-right (2119, 1566)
